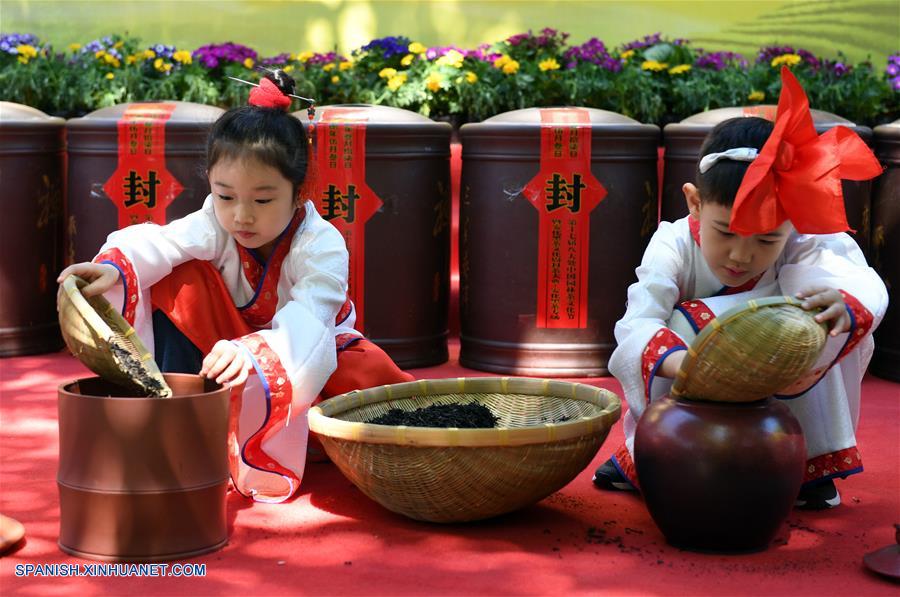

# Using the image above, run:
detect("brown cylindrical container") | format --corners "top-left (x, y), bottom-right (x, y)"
top-left (870, 120), bottom-right (900, 381)
top-left (459, 108), bottom-right (659, 376)
top-left (57, 373), bottom-right (229, 561)
top-left (662, 106), bottom-right (874, 256)
top-left (295, 105), bottom-right (451, 368)
top-left (65, 102), bottom-right (224, 265)
top-left (634, 396), bottom-right (806, 553)
top-left (0, 103), bottom-right (65, 356)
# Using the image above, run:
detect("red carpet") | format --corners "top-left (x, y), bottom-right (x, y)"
top-left (1, 343), bottom-right (898, 596)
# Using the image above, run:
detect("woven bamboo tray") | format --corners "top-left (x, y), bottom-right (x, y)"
top-left (671, 296), bottom-right (827, 403)
top-left (308, 377), bottom-right (621, 523)
top-left (58, 275), bottom-right (171, 397)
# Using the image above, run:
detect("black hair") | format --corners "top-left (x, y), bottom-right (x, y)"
top-left (207, 70), bottom-right (308, 195)
top-left (696, 117), bottom-right (774, 207)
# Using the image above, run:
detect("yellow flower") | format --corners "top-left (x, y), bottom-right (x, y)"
top-left (172, 50), bottom-right (192, 65)
top-left (323, 63), bottom-right (336, 72)
top-left (288, 53), bottom-right (296, 60)
top-left (126, 55), bottom-right (137, 65)
top-left (142, 49), bottom-right (156, 60)
top-left (331, 75), bottom-right (340, 84)
top-left (153, 57), bottom-right (172, 72)
top-left (113, 41), bottom-right (124, 49)
top-left (68, 43), bottom-right (81, 52)
top-left (339, 60), bottom-right (353, 71)
top-left (105, 72), bottom-right (115, 80)
top-left (283, 65), bottom-right (294, 73)
top-left (748, 90), bottom-right (765, 102)
top-left (465, 71), bottom-right (478, 84)
top-left (95, 50), bottom-right (106, 59)
top-left (401, 53), bottom-right (414, 67)
top-left (502, 59), bottom-right (520, 74)
top-left (408, 42), bottom-right (427, 55)
top-left (426, 72), bottom-right (443, 92)
top-left (641, 60), bottom-right (668, 72)
top-left (493, 54), bottom-right (511, 68)
top-left (668, 64), bottom-right (691, 75)
top-left (378, 67), bottom-right (397, 79)
top-left (621, 49), bottom-right (635, 60)
top-left (538, 58), bottom-right (560, 72)
top-left (771, 53), bottom-right (802, 68)
top-left (243, 57), bottom-right (254, 69)
top-left (436, 49), bottom-right (465, 69)
top-left (16, 45), bottom-right (38, 62)
top-left (387, 73), bottom-right (407, 91)
top-left (102, 53), bottom-right (121, 68)
top-left (297, 51), bottom-right (313, 63)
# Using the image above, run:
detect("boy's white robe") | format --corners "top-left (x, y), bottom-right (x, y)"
top-left (610, 215), bottom-right (888, 487)
top-left (94, 197), bottom-right (360, 502)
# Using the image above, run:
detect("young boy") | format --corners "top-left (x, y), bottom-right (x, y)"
top-left (593, 67), bottom-right (888, 510)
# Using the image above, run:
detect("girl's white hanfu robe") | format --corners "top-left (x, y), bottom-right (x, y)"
top-left (609, 215), bottom-right (888, 487)
top-left (93, 197), bottom-right (360, 503)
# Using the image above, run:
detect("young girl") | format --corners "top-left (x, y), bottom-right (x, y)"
top-left (57, 70), bottom-right (413, 503)
top-left (593, 67), bottom-right (888, 510)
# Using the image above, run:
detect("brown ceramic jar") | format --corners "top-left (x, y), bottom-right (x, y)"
top-left (634, 395), bottom-right (806, 552)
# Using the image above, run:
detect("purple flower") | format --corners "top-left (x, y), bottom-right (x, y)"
top-left (756, 45), bottom-right (820, 70)
top-left (261, 52), bottom-right (291, 66)
top-left (192, 42), bottom-right (257, 69)
top-left (563, 37), bottom-right (621, 71)
top-left (306, 51), bottom-right (346, 66)
top-left (893, 77), bottom-right (900, 91)
top-left (0, 33), bottom-right (40, 54)
top-left (832, 62), bottom-right (849, 77)
top-left (359, 36), bottom-right (410, 59)
top-left (695, 51), bottom-right (745, 71)
top-left (622, 33), bottom-right (663, 52)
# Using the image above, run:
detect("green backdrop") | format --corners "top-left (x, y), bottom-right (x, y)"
top-left (4, 0), bottom-right (897, 66)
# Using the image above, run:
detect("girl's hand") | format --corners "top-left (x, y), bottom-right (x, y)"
top-left (200, 340), bottom-right (252, 388)
top-left (57, 262), bottom-right (121, 296)
top-left (796, 286), bottom-right (850, 337)
top-left (56, 262), bottom-right (121, 312)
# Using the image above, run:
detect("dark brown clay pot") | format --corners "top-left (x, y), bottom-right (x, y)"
top-left (870, 120), bottom-right (900, 382)
top-left (0, 102), bottom-right (65, 356)
top-left (57, 373), bottom-right (230, 562)
top-left (634, 396), bottom-right (806, 553)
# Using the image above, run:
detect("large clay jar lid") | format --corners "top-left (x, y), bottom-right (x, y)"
top-left (679, 105), bottom-right (853, 126)
top-left (0, 101), bottom-right (64, 124)
top-left (669, 296), bottom-right (827, 403)
top-left (67, 101), bottom-right (224, 130)
top-left (482, 107), bottom-right (639, 125)
top-left (306, 104), bottom-right (445, 125)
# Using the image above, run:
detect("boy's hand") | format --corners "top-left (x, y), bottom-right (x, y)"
top-left (796, 286), bottom-right (850, 337)
top-left (200, 340), bottom-right (252, 388)
top-left (56, 262), bottom-right (121, 312)
top-left (659, 350), bottom-right (687, 379)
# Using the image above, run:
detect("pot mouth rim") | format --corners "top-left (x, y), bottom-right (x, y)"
top-left (59, 373), bottom-right (226, 400)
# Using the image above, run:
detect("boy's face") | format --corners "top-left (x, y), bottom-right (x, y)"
top-left (684, 183), bottom-right (792, 287)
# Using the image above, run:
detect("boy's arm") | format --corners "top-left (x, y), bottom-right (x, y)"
top-left (774, 232), bottom-right (888, 395)
top-left (779, 232), bottom-right (888, 361)
top-left (608, 222), bottom-right (690, 419)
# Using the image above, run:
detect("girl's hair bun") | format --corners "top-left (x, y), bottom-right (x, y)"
top-left (260, 67), bottom-right (296, 96)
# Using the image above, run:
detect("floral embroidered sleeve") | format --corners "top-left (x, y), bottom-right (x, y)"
top-left (93, 248), bottom-right (139, 326)
top-left (641, 328), bottom-right (688, 404)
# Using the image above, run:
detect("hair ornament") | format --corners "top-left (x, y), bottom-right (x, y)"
top-left (699, 147), bottom-right (759, 174)
top-left (728, 66), bottom-right (882, 236)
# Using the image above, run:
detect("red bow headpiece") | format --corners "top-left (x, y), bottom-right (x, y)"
top-left (729, 66), bottom-right (882, 235)
top-left (248, 77), bottom-right (292, 111)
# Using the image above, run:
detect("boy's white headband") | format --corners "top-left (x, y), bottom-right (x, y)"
top-left (698, 147), bottom-right (759, 174)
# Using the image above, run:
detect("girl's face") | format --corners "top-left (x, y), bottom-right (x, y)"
top-left (684, 183), bottom-right (791, 287)
top-left (209, 156), bottom-right (298, 260)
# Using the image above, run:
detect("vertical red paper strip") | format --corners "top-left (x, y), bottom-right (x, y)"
top-left (102, 103), bottom-right (183, 228)
top-left (523, 108), bottom-right (606, 328)
top-left (312, 108), bottom-right (382, 333)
